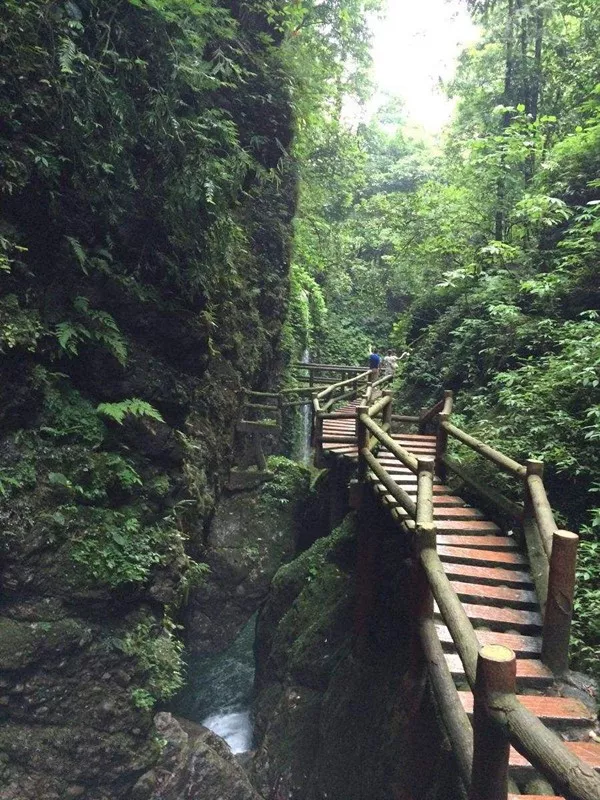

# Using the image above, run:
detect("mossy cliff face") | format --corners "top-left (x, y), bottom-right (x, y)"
top-left (185, 457), bottom-right (312, 657)
top-left (249, 511), bottom-right (458, 800)
top-left (0, 1), bottom-right (295, 797)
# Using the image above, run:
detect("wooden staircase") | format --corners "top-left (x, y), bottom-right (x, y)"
top-left (320, 409), bottom-right (600, 797)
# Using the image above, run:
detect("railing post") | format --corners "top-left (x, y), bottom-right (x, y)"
top-left (541, 530), bottom-right (579, 675)
top-left (356, 404), bottom-right (369, 482)
top-left (253, 433), bottom-right (266, 471)
top-left (523, 458), bottom-right (543, 529)
top-left (382, 389), bottom-right (393, 428)
top-left (470, 644), bottom-right (516, 800)
top-left (411, 457), bottom-right (436, 674)
top-left (436, 411), bottom-right (450, 483)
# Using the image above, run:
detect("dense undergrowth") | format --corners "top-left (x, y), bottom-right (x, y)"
top-left (0, 0), bottom-right (299, 794)
top-left (288, 0), bottom-right (600, 678)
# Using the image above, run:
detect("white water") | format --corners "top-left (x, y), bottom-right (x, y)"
top-left (201, 710), bottom-right (253, 754)
top-left (181, 615), bottom-right (256, 754)
top-left (297, 348), bottom-right (312, 465)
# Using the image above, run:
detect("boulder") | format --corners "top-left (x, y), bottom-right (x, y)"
top-left (132, 713), bottom-right (263, 800)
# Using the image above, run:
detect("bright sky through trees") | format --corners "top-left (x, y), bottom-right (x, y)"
top-left (369, 0), bottom-right (478, 131)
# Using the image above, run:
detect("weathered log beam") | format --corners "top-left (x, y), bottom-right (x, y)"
top-left (442, 421), bottom-right (526, 478)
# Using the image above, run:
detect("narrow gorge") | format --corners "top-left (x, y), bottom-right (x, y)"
top-left (1, 0), bottom-right (599, 799)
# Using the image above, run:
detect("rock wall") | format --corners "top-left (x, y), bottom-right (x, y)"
top-left (0, 1), bottom-right (295, 797)
top-left (249, 503), bottom-right (460, 800)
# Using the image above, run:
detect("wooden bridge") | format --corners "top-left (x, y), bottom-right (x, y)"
top-left (299, 364), bottom-right (600, 800)
top-left (240, 364), bottom-right (600, 799)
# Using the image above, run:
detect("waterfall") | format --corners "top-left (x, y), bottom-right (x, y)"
top-left (297, 347), bottom-right (312, 465)
top-left (182, 615), bottom-right (256, 754)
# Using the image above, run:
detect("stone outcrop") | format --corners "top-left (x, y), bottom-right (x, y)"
top-left (185, 458), bottom-right (312, 656)
top-left (249, 508), bottom-right (459, 800)
top-left (132, 713), bottom-right (263, 800)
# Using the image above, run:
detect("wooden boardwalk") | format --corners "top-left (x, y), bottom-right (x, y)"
top-left (320, 400), bottom-right (600, 799)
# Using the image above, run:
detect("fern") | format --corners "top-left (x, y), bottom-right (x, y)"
top-left (97, 399), bottom-right (164, 425)
top-left (58, 37), bottom-right (77, 74)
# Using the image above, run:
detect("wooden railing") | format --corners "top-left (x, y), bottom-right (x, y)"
top-left (312, 370), bottom-right (393, 467)
top-left (351, 389), bottom-right (600, 800)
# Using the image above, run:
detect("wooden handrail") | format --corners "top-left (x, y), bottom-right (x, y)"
top-left (441, 420), bottom-right (526, 478)
top-left (525, 460), bottom-right (555, 559)
top-left (316, 370), bottom-right (371, 400)
top-left (293, 362), bottom-right (365, 373)
top-left (366, 394), bottom-right (391, 419)
top-left (363, 449), bottom-right (417, 518)
top-left (419, 397), bottom-right (445, 426)
top-left (360, 413), bottom-right (419, 473)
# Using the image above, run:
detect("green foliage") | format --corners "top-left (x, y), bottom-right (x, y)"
top-left (97, 399), bottom-right (165, 425)
top-left (120, 617), bottom-right (185, 708)
top-left (0, 295), bottom-right (43, 353)
top-left (56, 297), bottom-right (128, 366)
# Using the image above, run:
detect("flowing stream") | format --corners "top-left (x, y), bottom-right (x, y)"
top-left (296, 347), bottom-right (312, 465)
top-left (182, 615), bottom-right (256, 754)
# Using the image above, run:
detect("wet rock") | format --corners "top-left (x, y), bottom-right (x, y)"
top-left (186, 458), bottom-right (312, 656)
top-left (132, 712), bottom-right (263, 800)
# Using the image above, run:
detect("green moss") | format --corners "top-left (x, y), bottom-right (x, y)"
top-left (0, 617), bottom-right (89, 670)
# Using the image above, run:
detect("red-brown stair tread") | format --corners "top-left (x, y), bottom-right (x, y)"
top-left (441, 562), bottom-right (534, 587)
top-left (459, 692), bottom-right (595, 725)
top-left (509, 741), bottom-right (600, 770)
top-left (436, 624), bottom-right (542, 655)
top-left (449, 580), bottom-right (538, 608)
top-left (439, 545), bottom-right (527, 567)
top-left (444, 654), bottom-right (552, 686)
top-left (435, 601), bottom-right (542, 630)
top-left (437, 534), bottom-right (517, 549)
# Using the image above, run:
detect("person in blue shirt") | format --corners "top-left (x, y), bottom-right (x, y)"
top-left (368, 348), bottom-right (381, 378)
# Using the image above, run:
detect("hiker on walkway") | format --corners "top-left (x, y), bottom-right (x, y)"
top-left (368, 348), bottom-right (381, 379)
top-left (382, 349), bottom-right (399, 377)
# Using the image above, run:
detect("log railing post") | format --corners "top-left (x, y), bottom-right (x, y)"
top-left (436, 411), bottom-right (450, 483)
top-left (541, 530), bottom-right (579, 675)
top-left (356, 404), bottom-right (369, 482)
top-left (382, 389), bottom-right (393, 427)
top-left (253, 433), bottom-right (266, 471)
top-left (523, 459), bottom-right (544, 532)
top-left (411, 457), bottom-right (436, 674)
top-left (470, 645), bottom-right (516, 800)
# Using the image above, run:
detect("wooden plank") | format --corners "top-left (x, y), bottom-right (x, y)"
top-left (438, 545), bottom-right (528, 568)
top-left (449, 580), bottom-right (538, 609)
top-left (437, 534), bottom-right (517, 550)
top-left (436, 601), bottom-right (542, 632)
top-left (509, 741), bottom-right (600, 770)
top-left (436, 624), bottom-right (542, 656)
top-left (441, 562), bottom-right (534, 588)
top-left (444, 654), bottom-right (552, 687)
top-left (460, 692), bottom-right (595, 726)
top-left (435, 519), bottom-right (501, 534)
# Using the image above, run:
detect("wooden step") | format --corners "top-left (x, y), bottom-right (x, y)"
top-left (441, 562), bottom-right (534, 588)
top-left (435, 601), bottom-right (542, 632)
top-left (435, 519), bottom-right (502, 534)
top-left (436, 624), bottom-right (541, 656)
top-left (508, 796), bottom-right (564, 800)
top-left (388, 506), bottom-right (487, 522)
top-left (459, 692), bottom-right (595, 728)
top-left (439, 545), bottom-right (527, 568)
top-left (509, 740), bottom-right (600, 772)
top-left (437, 535), bottom-right (517, 550)
top-left (391, 434), bottom-right (436, 441)
top-left (449, 580), bottom-right (538, 609)
top-left (444, 654), bottom-right (552, 688)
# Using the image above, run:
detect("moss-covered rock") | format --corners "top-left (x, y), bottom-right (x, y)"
top-left (185, 457), bottom-right (312, 656)
top-left (132, 713), bottom-right (263, 800)
top-left (249, 509), bottom-right (456, 800)
top-left (0, 0), bottom-right (296, 795)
